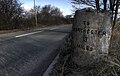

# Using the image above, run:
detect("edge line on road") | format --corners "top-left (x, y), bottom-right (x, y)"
top-left (50, 27), bottom-right (59, 30)
top-left (15, 31), bottom-right (42, 38)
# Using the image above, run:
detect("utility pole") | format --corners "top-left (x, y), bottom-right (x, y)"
top-left (34, 0), bottom-right (37, 27)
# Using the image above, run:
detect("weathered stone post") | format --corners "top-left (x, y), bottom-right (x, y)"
top-left (72, 9), bottom-right (112, 66)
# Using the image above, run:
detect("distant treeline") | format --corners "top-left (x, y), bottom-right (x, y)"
top-left (0, 0), bottom-right (72, 30)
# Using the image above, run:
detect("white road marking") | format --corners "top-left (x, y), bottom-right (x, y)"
top-left (50, 27), bottom-right (58, 30)
top-left (15, 27), bottom-right (59, 38)
top-left (15, 31), bottom-right (42, 38)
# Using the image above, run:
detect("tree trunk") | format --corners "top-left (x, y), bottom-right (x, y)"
top-left (113, 0), bottom-right (119, 30)
top-left (109, 0), bottom-right (113, 11)
top-left (103, 0), bottom-right (107, 10)
top-left (95, 0), bottom-right (100, 11)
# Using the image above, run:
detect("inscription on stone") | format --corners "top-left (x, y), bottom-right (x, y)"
top-left (72, 28), bottom-right (106, 35)
top-left (72, 10), bottom-right (112, 66)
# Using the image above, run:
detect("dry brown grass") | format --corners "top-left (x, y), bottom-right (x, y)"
top-left (50, 21), bottom-right (120, 76)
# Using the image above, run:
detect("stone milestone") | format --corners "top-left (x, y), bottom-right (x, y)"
top-left (72, 9), bottom-right (112, 66)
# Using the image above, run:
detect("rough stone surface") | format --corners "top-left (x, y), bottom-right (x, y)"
top-left (49, 9), bottom-right (114, 76)
top-left (72, 9), bottom-right (112, 66)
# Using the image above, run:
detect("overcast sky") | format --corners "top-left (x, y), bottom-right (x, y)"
top-left (19, 0), bottom-right (73, 16)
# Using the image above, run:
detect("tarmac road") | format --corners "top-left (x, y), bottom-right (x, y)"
top-left (0, 25), bottom-right (72, 76)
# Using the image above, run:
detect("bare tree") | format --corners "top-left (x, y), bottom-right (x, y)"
top-left (71, 0), bottom-right (120, 30)
top-left (113, 0), bottom-right (120, 30)
top-left (26, 5), bottom-right (68, 26)
top-left (0, 0), bottom-right (23, 30)
top-left (95, 0), bottom-right (100, 10)
top-left (103, 0), bottom-right (107, 10)
top-left (71, 0), bottom-right (96, 10)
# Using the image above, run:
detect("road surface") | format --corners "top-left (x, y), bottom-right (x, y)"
top-left (0, 25), bottom-right (72, 76)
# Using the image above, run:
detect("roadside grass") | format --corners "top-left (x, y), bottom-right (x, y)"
top-left (0, 29), bottom-right (22, 34)
top-left (0, 24), bottom-right (69, 34)
top-left (50, 21), bottom-right (120, 76)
